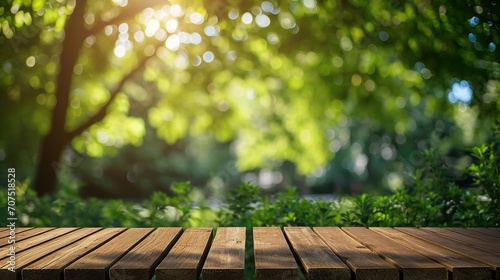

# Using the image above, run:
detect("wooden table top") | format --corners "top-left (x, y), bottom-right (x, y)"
top-left (1, 227), bottom-right (499, 279)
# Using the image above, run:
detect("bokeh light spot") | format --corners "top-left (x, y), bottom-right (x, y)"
top-left (448, 80), bottom-right (473, 104)
top-left (379, 31), bottom-right (389, 41)
top-left (469, 16), bottom-right (479, 26)
top-left (256, 14), bottom-right (271, 28)
top-left (203, 51), bottom-right (215, 63)
top-left (242, 12), bottom-right (253, 24)
top-left (26, 56), bottom-right (36, 67)
top-left (488, 42), bottom-right (496, 52)
top-left (166, 34), bottom-right (180, 51)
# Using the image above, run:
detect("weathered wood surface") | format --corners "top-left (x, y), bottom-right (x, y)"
top-left (422, 227), bottom-right (500, 255)
top-left (22, 228), bottom-right (125, 280)
top-left (0, 228), bottom-right (35, 240)
top-left (342, 227), bottom-right (448, 280)
top-left (155, 227), bottom-right (212, 280)
top-left (202, 227), bottom-right (246, 280)
top-left (253, 227), bottom-right (298, 280)
top-left (0, 227), bottom-right (499, 279)
top-left (314, 227), bottom-right (399, 280)
top-left (397, 227), bottom-right (500, 280)
top-left (64, 228), bottom-right (153, 280)
top-left (0, 228), bottom-right (98, 280)
top-left (285, 227), bottom-right (350, 279)
top-left (0, 228), bottom-right (54, 248)
top-left (371, 227), bottom-right (491, 280)
top-left (447, 227), bottom-right (500, 244)
top-left (110, 227), bottom-right (182, 280)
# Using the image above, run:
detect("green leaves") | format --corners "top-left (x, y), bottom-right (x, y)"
top-left (219, 182), bottom-right (341, 227)
top-left (468, 142), bottom-right (500, 226)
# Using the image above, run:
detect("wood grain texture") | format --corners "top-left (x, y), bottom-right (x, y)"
top-left (156, 228), bottom-right (212, 280)
top-left (423, 227), bottom-right (500, 255)
top-left (314, 227), bottom-right (398, 280)
top-left (285, 227), bottom-right (350, 280)
top-left (3, 227), bottom-right (78, 253)
top-left (0, 228), bottom-right (54, 248)
top-left (343, 227), bottom-right (448, 280)
top-left (202, 227), bottom-right (245, 280)
top-left (22, 228), bottom-right (125, 280)
top-left (253, 227), bottom-right (298, 280)
top-left (64, 228), bottom-right (153, 280)
top-left (372, 227), bottom-right (491, 280)
top-left (448, 228), bottom-right (500, 244)
top-left (468, 228), bottom-right (500, 238)
top-left (0, 228), bottom-right (100, 280)
top-left (109, 227), bottom-right (182, 280)
top-left (0, 227), bottom-right (34, 239)
top-left (397, 227), bottom-right (500, 280)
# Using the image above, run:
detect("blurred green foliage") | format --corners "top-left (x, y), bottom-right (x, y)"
top-left (1, 138), bottom-right (499, 227)
top-left (1, 0), bottom-right (499, 197)
top-left (0, 180), bottom-right (216, 228)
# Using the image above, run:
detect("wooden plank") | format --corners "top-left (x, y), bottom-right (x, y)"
top-left (314, 227), bottom-right (398, 280)
top-left (284, 227), bottom-right (350, 280)
top-left (5, 227), bottom-right (78, 253)
top-left (0, 227), bottom-right (34, 238)
top-left (0, 226), bottom-right (78, 269)
top-left (202, 227), bottom-right (245, 280)
top-left (109, 227), bottom-right (182, 280)
top-left (468, 228), bottom-right (500, 238)
top-left (372, 227), bottom-right (492, 280)
top-left (448, 228), bottom-right (500, 244)
top-left (0, 228), bottom-right (54, 248)
top-left (343, 227), bottom-right (448, 280)
top-left (253, 227), bottom-right (298, 280)
top-left (397, 227), bottom-right (500, 280)
top-left (0, 228), bottom-right (100, 280)
top-left (156, 228), bottom-right (213, 280)
top-left (424, 228), bottom-right (500, 255)
top-left (64, 228), bottom-right (153, 280)
top-left (22, 228), bottom-right (125, 280)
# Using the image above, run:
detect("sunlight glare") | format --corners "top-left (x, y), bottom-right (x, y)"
top-left (145, 19), bottom-right (160, 37)
top-left (166, 34), bottom-right (180, 51)
top-left (190, 32), bottom-right (202, 45)
top-left (189, 12), bottom-right (204, 24)
top-left (170, 4), bottom-right (183, 17)
top-left (204, 25), bottom-right (218, 36)
top-left (118, 23), bottom-right (128, 33)
top-left (114, 45), bottom-right (126, 57)
top-left (112, 0), bottom-right (128, 7)
top-left (242, 12), bottom-right (253, 24)
top-left (134, 30), bottom-right (145, 42)
top-left (166, 18), bottom-right (178, 33)
top-left (256, 14), bottom-right (271, 28)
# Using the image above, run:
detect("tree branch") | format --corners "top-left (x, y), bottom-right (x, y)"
top-left (66, 44), bottom-right (161, 140)
top-left (85, 0), bottom-right (169, 36)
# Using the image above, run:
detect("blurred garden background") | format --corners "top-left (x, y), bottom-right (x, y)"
top-left (0, 0), bottom-right (499, 228)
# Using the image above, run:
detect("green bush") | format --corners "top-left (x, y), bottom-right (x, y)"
top-left (0, 181), bottom-right (209, 228)
top-left (339, 143), bottom-right (500, 227)
top-left (218, 182), bottom-right (341, 228)
top-left (1, 141), bottom-right (498, 229)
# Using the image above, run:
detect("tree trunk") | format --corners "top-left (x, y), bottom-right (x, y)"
top-left (32, 0), bottom-right (87, 196)
top-left (33, 133), bottom-right (68, 196)
top-left (32, 0), bottom-right (163, 196)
